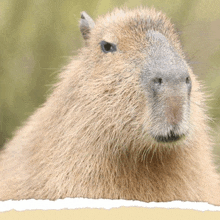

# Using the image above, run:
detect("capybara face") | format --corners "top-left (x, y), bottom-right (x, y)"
top-left (80, 8), bottom-right (199, 148)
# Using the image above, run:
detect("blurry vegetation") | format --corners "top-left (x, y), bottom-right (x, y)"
top-left (0, 0), bottom-right (220, 170)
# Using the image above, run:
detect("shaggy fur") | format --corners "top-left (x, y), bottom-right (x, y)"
top-left (0, 7), bottom-right (220, 205)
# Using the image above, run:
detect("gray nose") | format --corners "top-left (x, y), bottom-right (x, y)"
top-left (151, 73), bottom-right (192, 95)
top-left (147, 71), bottom-right (191, 126)
top-left (142, 30), bottom-right (192, 97)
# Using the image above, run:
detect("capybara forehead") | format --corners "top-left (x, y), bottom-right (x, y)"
top-left (91, 7), bottom-right (182, 54)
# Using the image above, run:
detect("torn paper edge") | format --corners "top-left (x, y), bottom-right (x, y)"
top-left (0, 198), bottom-right (220, 212)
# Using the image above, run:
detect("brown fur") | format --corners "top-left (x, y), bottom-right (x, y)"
top-left (0, 7), bottom-right (220, 204)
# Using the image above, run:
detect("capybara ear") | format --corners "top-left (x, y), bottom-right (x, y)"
top-left (80, 11), bottom-right (95, 41)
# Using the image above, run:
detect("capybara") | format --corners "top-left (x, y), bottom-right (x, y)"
top-left (0, 7), bottom-right (220, 205)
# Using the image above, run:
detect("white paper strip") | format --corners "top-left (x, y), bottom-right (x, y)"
top-left (0, 198), bottom-right (220, 212)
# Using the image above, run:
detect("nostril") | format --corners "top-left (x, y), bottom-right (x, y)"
top-left (186, 76), bottom-right (190, 84)
top-left (185, 76), bottom-right (192, 95)
top-left (154, 78), bottom-right (163, 85)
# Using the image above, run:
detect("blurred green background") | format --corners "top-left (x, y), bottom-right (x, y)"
top-left (0, 0), bottom-right (220, 171)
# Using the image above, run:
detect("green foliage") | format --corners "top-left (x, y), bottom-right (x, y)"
top-left (0, 0), bottom-right (220, 170)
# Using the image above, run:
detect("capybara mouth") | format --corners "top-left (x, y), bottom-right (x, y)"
top-left (154, 131), bottom-right (184, 143)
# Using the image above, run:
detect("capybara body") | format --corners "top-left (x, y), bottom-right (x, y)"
top-left (0, 7), bottom-right (220, 204)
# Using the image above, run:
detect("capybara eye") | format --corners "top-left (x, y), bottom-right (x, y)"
top-left (100, 41), bottom-right (117, 53)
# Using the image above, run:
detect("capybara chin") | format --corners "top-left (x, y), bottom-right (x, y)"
top-left (0, 7), bottom-right (220, 205)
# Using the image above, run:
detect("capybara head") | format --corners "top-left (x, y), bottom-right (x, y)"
top-left (75, 8), bottom-right (206, 156)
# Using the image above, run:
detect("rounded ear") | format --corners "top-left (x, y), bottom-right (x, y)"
top-left (80, 11), bottom-right (95, 41)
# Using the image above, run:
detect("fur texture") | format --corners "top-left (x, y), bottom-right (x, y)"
top-left (0, 7), bottom-right (220, 204)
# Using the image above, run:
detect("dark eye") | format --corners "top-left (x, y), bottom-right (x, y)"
top-left (100, 41), bottom-right (117, 53)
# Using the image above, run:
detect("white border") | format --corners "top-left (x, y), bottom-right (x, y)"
top-left (0, 199), bottom-right (220, 212)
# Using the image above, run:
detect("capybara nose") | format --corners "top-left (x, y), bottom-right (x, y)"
top-left (147, 71), bottom-right (192, 126)
top-left (151, 73), bottom-right (191, 96)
